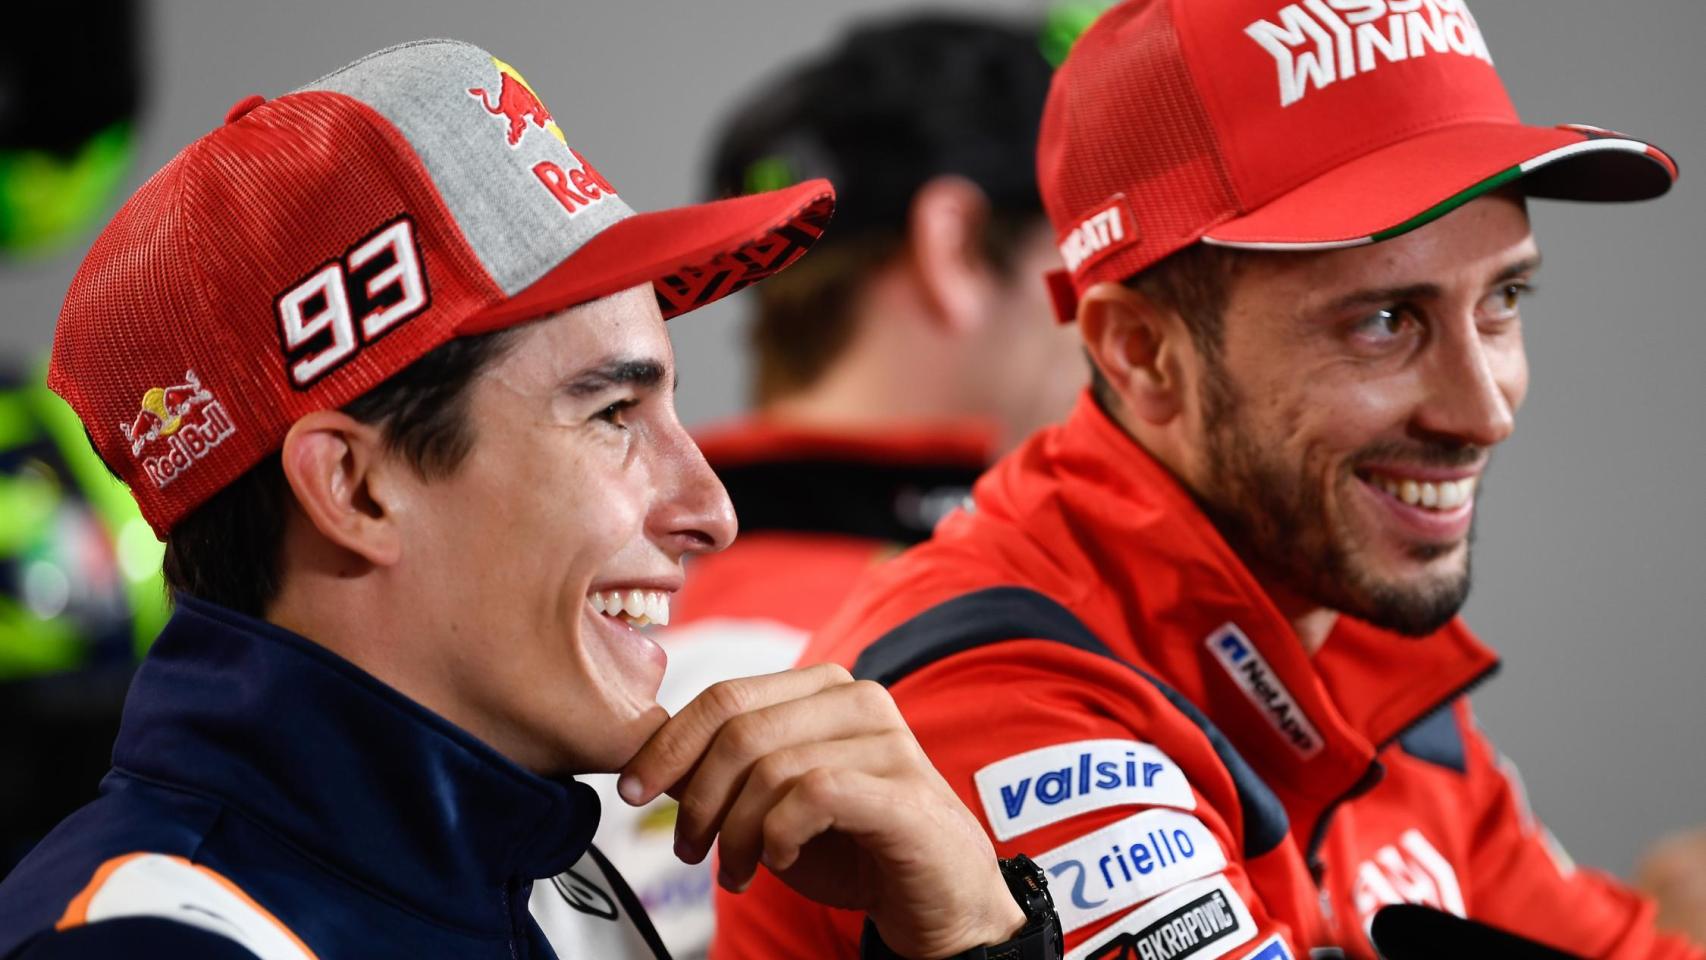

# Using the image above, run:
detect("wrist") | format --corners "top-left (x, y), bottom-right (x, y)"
top-left (980, 891), bottom-right (1028, 947)
top-left (861, 855), bottom-right (1063, 960)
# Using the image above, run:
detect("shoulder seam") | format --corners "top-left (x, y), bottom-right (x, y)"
top-left (851, 585), bottom-right (1290, 858)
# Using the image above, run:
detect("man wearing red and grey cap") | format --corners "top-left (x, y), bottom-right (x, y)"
top-left (719, 1), bottom-right (1701, 959)
top-left (0, 40), bottom-right (1056, 960)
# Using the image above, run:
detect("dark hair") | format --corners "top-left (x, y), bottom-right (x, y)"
top-left (1089, 243), bottom-right (1249, 411)
top-left (159, 329), bottom-right (516, 617)
top-left (708, 14), bottom-right (1054, 404)
top-left (749, 210), bottom-right (1043, 403)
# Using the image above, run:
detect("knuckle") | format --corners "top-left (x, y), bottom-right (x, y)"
top-left (751, 753), bottom-right (795, 793)
top-left (814, 662), bottom-right (854, 685)
top-left (850, 679), bottom-right (900, 720)
top-left (702, 678), bottom-right (752, 720)
top-left (721, 711), bottom-right (773, 759)
top-left (796, 765), bottom-right (843, 804)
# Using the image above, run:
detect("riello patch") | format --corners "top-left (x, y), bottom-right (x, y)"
top-left (117, 370), bottom-right (237, 490)
top-left (1036, 808), bottom-right (1226, 932)
top-left (973, 739), bottom-right (1196, 842)
top-left (1064, 873), bottom-right (1257, 960)
top-left (1203, 624), bottom-right (1322, 758)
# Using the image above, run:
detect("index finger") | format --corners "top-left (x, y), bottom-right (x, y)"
top-left (617, 661), bottom-right (853, 805)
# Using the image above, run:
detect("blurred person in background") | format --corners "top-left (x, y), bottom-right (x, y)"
top-left (0, 369), bottom-right (166, 873)
top-left (0, 0), bottom-right (168, 875)
top-left (586, 14), bottom-right (1084, 957)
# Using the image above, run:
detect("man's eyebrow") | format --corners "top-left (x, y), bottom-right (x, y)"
top-left (562, 359), bottom-right (667, 396)
top-left (1321, 255), bottom-right (1545, 313)
top-left (1494, 254), bottom-right (1543, 283)
top-left (1325, 282), bottom-right (1442, 312)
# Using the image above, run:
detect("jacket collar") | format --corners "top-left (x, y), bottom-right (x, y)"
top-left (112, 595), bottom-right (599, 934)
top-left (974, 395), bottom-right (1498, 837)
top-left (696, 417), bottom-right (997, 544)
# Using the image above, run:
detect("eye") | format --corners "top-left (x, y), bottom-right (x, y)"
top-left (1351, 305), bottom-right (1418, 344)
top-left (1480, 282), bottom-right (1533, 322)
top-left (594, 398), bottom-right (637, 428)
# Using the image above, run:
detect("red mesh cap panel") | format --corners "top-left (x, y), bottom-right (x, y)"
top-left (49, 91), bottom-right (501, 536)
top-left (1038, 0), bottom-right (1241, 299)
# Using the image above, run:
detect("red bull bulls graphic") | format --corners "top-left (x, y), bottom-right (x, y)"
top-left (118, 370), bottom-right (237, 489)
top-left (467, 57), bottom-right (566, 148)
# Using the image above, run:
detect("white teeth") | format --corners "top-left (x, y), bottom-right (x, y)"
top-left (646, 592), bottom-right (670, 626)
top-left (587, 589), bottom-right (671, 627)
top-left (1369, 474), bottom-right (1477, 512)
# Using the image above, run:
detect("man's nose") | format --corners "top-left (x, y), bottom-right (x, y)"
top-left (654, 432), bottom-right (738, 558)
top-left (1414, 320), bottom-right (1520, 449)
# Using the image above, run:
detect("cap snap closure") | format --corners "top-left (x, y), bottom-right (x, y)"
top-left (225, 94), bottom-right (266, 125)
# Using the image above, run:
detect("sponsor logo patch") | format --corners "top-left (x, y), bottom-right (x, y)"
top-left (974, 739), bottom-right (1195, 842)
top-left (1350, 828), bottom-right (1464, 928)
top-left (466, 56), bottom-right (619, 218)
top-left (1038, 809), bottom-right (1225, 932)
top-left (1238, 935), bottom-right (1295, 960)
top-left (468, 56), bottom-right (565, 148)
top-left (1059, 197), bottom-right (1137, 273)
top-left (1066, 874), bottom-right (1256, 960)
top-left (1204, 624), bottom-right (1322, 758)
top-left (118, 370), bottom-right (237, 490)
top-left (1245, 0), bottom-right (1494, 108)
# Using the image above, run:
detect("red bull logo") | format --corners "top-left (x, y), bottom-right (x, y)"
top-left (117, 369), bottom-right (238, 489)
top-left (467, 57), bottom-right (566, 148)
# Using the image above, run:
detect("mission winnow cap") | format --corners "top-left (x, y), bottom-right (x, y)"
top-left (49, 40), bottom-right (834, 536)
top-left (1040, 0), bottom-right (1678, 321)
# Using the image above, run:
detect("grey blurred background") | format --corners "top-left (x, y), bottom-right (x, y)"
top-left (0, 0), bottom-right (1700, 877)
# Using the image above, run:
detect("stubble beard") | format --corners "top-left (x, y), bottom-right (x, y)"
top-left (1190, 360), bottom-right (1475, 637)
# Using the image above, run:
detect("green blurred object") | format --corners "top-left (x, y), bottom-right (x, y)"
top-left (1040, 1), bottom-right (1116, 67)
top-left (0, 0), bottom-right (145, 257)
top-left (0, 370), bottom-right (166, 680)
top-left (0, 124), bottom-right (136, 256)
top-left (742, 155), bottom-right (796, 196)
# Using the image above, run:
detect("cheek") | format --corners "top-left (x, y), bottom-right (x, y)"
top-left (547, 451), bottom-right (650, 567)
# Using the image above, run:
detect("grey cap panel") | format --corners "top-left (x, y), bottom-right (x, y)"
top-left (301, 39), bottom-right (636, 296)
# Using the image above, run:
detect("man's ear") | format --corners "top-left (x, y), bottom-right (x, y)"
top-left (1077, 280), bottom-right (1188, 425)
top-left (279, 411), bottom-right (403, 567)
top-left (906, 175), bottom-right (995, 334)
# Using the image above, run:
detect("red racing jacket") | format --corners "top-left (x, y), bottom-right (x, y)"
top-left (712, 395), bottom-right (1701, 960)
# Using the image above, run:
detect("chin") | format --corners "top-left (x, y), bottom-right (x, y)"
top-left (575, 701), bottom-right (671, 774)
top-left (1347, 553), bottom-right (1472, 637)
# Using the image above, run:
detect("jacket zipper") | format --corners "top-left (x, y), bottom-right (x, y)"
top-left (1303, 661), bottom-right (1501, 876)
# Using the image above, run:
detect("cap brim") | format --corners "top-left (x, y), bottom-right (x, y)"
top-left (1202, 123), bottom-right (1676, 252)
top-left (460, 178), bottom-right (834, 333)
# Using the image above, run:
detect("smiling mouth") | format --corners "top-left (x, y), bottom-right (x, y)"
top-left (1357, 469), bottom-right (1478, 512)
top-left (588, 589), bottom-right (671, 628)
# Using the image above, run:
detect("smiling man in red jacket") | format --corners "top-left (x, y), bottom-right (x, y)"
top-left (714, 1), bottom-right (1701, 959)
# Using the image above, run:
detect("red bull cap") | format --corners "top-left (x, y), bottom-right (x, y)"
top-left (49, 40), bottom-right (834, 535)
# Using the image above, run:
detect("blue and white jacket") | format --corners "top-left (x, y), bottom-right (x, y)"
top-left (0, 595), bottom-right (671, 959)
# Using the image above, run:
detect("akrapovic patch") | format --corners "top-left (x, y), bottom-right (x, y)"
top-left (973, 739), bottom-right (1195, 842)
top-left (1064, 873), bottom-right (1256, 960)
top-left (1203, 624), bottom-right (1322, 758)
top-left (1037, 808), bottom-right (1226, 932)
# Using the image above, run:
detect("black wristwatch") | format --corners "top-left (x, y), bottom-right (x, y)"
top-left (860, 855), bottom-right (1064, 960)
